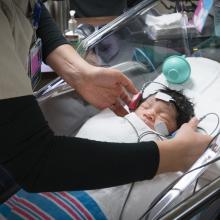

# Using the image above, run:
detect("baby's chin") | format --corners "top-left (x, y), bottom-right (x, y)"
top-left (138, 116), bottom-right (155, 130)
top-left (143, 120), bottom-right (155, 130)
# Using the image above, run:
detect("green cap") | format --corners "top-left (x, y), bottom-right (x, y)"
top-left (162, 55), bottom-right (191, 84)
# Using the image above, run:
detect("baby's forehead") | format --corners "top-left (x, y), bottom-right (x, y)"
top-left (145, 94), bottom-right (155, 101)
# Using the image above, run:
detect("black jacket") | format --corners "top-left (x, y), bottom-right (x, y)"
top-left (0, 3), bottom-right (159, 194)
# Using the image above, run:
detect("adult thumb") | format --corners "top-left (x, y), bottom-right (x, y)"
top-left (188, 117), bottom-right (199, 129)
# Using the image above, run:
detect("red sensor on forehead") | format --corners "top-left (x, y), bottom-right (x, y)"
top-left (128, 92), bottom-right (142, 111)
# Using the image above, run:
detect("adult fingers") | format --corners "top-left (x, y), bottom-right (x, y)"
top-left (119, 87), bottom-right (132, 105)
top-left (110, 100), bottom-right (129, 116)
top-left (102, 86), bottom-right (131, 108)
top-left (93, 92), bottom-right (119, 109)
top-left (118, 73), bottom-right (138, 95)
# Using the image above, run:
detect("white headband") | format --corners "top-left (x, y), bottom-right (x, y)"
top-left (155, 92), bottom-right (175, 103)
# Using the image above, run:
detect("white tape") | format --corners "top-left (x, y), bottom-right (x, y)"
top-left (155, 92), bottom-right (175, 103)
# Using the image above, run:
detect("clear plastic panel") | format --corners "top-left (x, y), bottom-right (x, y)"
top-left (37, 0), bottom-right (220, 105)
top-left (38, 0), bottom-right (219, 100)
top-left (78, 1), bottom-right (191, 76)
top-left (78, 0), bottom-right (219, 78)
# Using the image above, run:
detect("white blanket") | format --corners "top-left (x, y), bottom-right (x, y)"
top-left (77, 110), bottom-right (159, 143)
top-left (76, 110), bottom-right (180, 220)
top-left (76, 57), bottom-right (220, 220)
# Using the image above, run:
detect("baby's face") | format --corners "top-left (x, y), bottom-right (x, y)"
top-left (135, 95), bottom-right (178, 133)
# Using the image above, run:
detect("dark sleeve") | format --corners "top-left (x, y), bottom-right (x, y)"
top-left (0, 96), bottom-right (159, 192)
top-left (36, 3), bottom-right (69, 62)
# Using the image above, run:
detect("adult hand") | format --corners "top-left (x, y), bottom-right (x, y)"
top-left (46, 45), bottom-right (138, 116)
top-left (156, 117), bottom-right (212, 173)
top-left (73, 66), bottom-right (138, 116)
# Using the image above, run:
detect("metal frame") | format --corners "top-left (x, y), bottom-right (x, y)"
top-left (144, 135), bottom-right (220, 220)
top-left (160, 176), bottom-right (220, 220)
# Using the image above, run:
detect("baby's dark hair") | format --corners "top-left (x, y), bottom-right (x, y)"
top-left (139, 87), bottom-right (195, 128)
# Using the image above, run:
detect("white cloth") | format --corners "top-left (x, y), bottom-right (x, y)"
top-left (77, 109), bottom-right (158, 143)
top-left (76, 109), bottom-right (180, 220)
top-left (145, 13), bottom-right (188, 40)
top-left (143, 57), bottom-right (220, 182)
top-left (76, 57), bottom-right (220, 219)
top-left (145, 13), bottom-right (184, 29)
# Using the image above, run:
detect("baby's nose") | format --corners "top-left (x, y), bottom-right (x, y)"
top-left (146, 109), bottom-right (156, 120)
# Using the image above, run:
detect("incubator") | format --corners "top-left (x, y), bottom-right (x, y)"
top-left (36, 1), bottom-right (220, 219)
top-left (37, 0), bottom-right (218, 101)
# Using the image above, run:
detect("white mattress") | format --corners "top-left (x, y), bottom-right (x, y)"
top-left (143, 57), bottom-right (220, 135)
top-left (76, 57), bottom-right (220, 220)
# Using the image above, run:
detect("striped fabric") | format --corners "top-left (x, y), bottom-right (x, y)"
top-left (0, 190), bottom-right (107, 220)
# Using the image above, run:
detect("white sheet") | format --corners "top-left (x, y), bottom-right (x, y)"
top-left (76, 110), bottom-right (181, 220)
top-left (77, 110), bottom-right (159, 142)
top-left (76, 57), bottom-right (220, 220)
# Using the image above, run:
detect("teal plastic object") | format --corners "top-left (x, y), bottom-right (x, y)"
top-left (162, 55), bottom-right (191, 84)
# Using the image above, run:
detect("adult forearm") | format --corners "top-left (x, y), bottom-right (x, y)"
top-left (24, 136), bottom-right (159, 192)
top-left (156, 139), bottom-right (182, 174)
top-left (0, 96), bottom-right (159, 192)
top-left (45, 44), bottom-right (94, 89)
top-left (37, 3), bottom-right (93, 87)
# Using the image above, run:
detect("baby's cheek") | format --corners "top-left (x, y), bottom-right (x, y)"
top-left (170, 122), bottom-right (178, 132)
